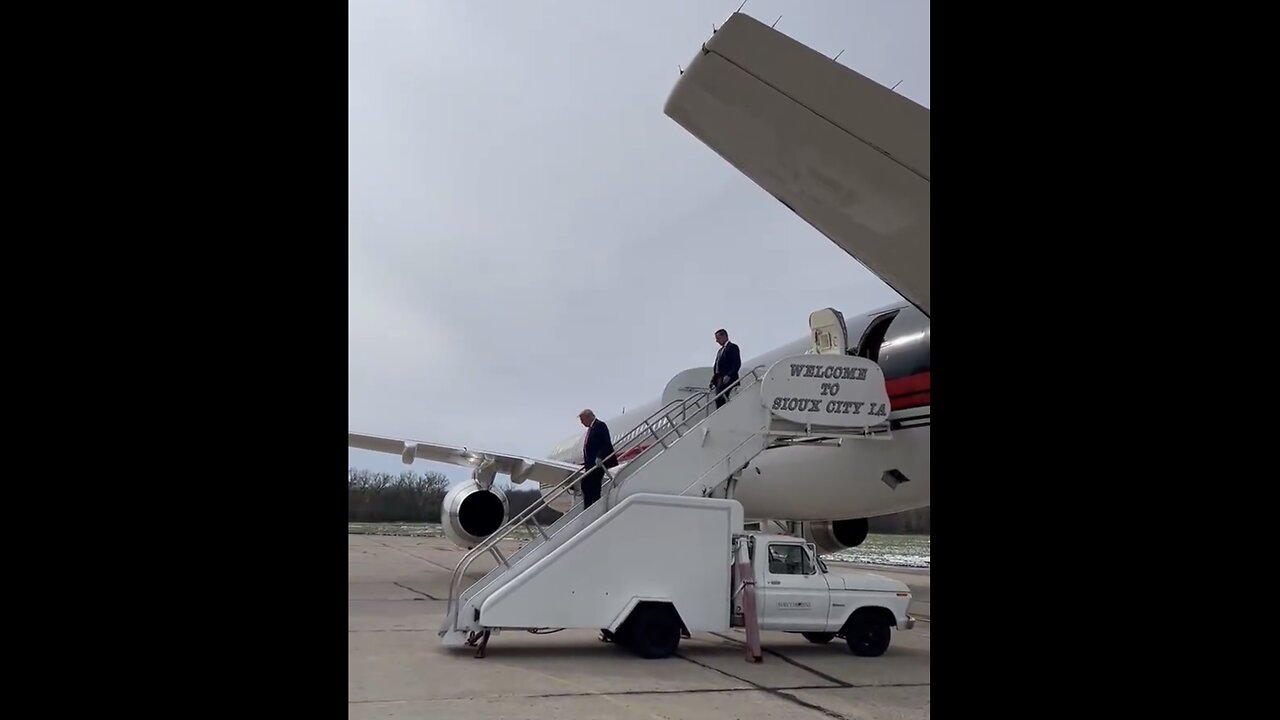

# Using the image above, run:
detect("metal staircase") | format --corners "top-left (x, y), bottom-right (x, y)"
top-left (437, 372), bottom-right (746, 641)
top-left (438, 350), bottom-right (893, 646)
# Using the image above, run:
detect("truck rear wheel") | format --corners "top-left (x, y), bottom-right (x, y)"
top-left (844, 616), bottom-right (891, 657)
top-left (623, 603), bottom-right (681, 659)
top-left (802, 632), bottom-right (835, 644)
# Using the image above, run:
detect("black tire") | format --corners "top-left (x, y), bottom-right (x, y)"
top-left (625, 604), bottom-right (681, 659)
top-left (844, 616), bottom-right (892, 657)
top-left (802, 632), bottom-right (835, 644)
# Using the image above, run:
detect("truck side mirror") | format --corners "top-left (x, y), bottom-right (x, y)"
top-left (805, 543), bottom-right (818, 574)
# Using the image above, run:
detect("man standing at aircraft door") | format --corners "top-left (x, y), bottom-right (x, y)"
top-left (578, 409), bottom-right (617, 509)
top-left (711, 329), bottom-right (741, 409)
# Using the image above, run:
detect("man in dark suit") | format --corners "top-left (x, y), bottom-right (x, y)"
top-left (577, 409), bottom-right (617, 509)
top-left (711, 328), bottom-right (742, 409)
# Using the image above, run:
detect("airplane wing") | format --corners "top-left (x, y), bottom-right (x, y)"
top-left (348, 432), bottom-right (580, 487)
top-left (664, 13), bottom-right (930, 316)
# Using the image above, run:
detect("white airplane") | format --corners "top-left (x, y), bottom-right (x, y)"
top-left (349, 11), bottom-right (929, 557)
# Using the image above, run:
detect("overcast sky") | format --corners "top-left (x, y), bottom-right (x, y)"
top-left (349, 0), bottom-right (930, 484)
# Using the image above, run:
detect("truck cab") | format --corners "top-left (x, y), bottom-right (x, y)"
top-left (734, 532), bottom-right (915, 656)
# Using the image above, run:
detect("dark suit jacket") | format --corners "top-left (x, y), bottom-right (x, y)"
top-left (714, 341), bottom-right (742, 383)
top-left (583, 419), bottom-right (618, 469)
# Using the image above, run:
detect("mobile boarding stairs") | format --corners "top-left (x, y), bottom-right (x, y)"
top-left (439, 312), bottom-right (894, 657)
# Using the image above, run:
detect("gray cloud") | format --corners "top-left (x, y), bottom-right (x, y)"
top-left (349, 0), bottom-right (930, 482)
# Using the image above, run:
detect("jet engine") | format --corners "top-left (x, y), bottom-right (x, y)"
top-left (801, 518), bottom-right (870, 554)
top-left (440, 481), bottom-right (510, 550)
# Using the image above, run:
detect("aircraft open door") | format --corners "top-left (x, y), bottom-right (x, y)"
top-left (809, 308), bottom-right (849, 355)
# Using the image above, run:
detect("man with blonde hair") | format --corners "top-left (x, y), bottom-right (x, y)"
top-left (577, 408), bottom-right (617, 509)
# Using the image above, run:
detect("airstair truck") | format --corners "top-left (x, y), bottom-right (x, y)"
top-left (439, 309), bottom-right (916, 660)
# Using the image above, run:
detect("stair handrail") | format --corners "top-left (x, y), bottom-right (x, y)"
top-left (448, 391), bottom-right (727, 617)
top-left (627, 364), bottom-right (766, 442)
top-left (443, 393), bottom-right (722, 625)
top-left (605, 364), bottom-right (769, 494)
top-left (442, 362), bottom-right (771, 631)
top-left (611, 388), bottom-right (711, 449)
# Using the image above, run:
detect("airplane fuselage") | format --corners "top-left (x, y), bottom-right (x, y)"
top-left (546, 298), bottom-right (930, 526)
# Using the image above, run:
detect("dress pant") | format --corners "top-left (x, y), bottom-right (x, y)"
top-left (714, 376), bottom-right (739, 409)
top-left (581, 467), bottom-right (603, 508)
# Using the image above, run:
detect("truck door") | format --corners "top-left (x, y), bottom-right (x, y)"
top-left (759, 541), bottom-right (831, 631)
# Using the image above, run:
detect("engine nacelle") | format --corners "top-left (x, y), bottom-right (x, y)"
top-left (441, 481), bottom-right (510, 550)
top-left (801, 518), bottom-right (870, 554)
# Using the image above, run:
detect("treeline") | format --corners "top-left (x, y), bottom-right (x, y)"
top-left (347, 469), bottom-right (563, 525)
top-left (348, 469), bottom-right (930, 533)
top-left (349, 469), bottom-right (451, 523)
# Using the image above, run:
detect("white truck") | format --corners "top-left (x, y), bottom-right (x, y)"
top-left (598, 527), bottom-right (915, 660)
top-left (449, 494), bottom-right (914, 661)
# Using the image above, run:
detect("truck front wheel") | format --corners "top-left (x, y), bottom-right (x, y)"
top-left (623, 603), bottom-right (681, 659)
top-left (844, 615), bottom-right (892, 657)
